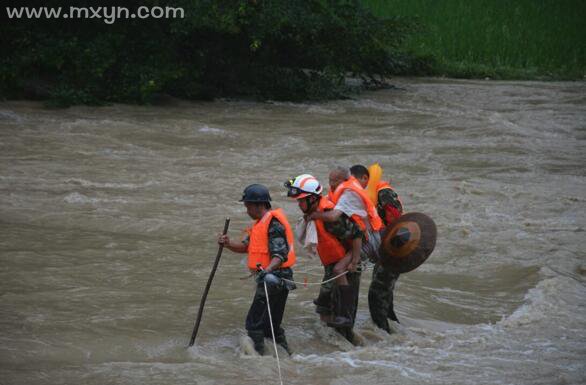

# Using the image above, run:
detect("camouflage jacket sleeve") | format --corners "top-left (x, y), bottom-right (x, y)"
top-left (377, 187), bottom-right (403, 212)
top-left (323, 212), bottom-right (363, 242)
top-left (268, 217), bottom-right (289, 263)
top-left (377, 187), bottom-right (404, 226)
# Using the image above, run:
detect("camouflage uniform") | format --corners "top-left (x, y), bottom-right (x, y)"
top-left (243, 217), bottom-right (296, 354)
top-left (376, 187), bottom-right (403, 224)
top-left (368, 186), bottom-right (403, 332)
top-left (368, 262), bottom-right (399, 332)
top-left (313, 214), bottom-right (363, 339)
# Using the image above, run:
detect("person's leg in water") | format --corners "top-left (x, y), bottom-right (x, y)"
top-left (328, 237), bottom-right (361, 329)
top-left (368, 262), bottom-right (399, 333)
top-left (245, 285), bottom-right (269, 355)
top-left (314, 264), bottom-right (335, 323)
top-left (333, 269), bottom-right (361, 343)
top-left (263, 286), bottom-right (292, 355)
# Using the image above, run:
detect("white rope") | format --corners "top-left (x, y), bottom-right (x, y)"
top-left (281, 270), bottom-right (348, 286)
top-left (283, 266), bottom-right (331, 276)
top-left (263, 281), bottom-right (284, 385)
top-left (280, 263), bottom-right (370, 287)
top-left (240, 266), bottom-right (341, 281)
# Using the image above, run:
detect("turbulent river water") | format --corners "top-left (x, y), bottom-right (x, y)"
top-left (1, 78), bottom-right (585, 385)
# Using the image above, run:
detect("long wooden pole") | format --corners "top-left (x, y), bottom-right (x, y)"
top-left (189, 217), bottom-right (230, 347)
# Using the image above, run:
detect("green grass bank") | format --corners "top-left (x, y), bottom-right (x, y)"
top-left (363, 0), bottom-right (586, 80)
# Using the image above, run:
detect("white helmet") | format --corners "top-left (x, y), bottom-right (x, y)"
top-left (285, 174), bottom-right (323, 199)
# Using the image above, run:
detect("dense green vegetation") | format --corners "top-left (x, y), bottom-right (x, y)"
top-left (363, 0), bottom-right (586, 79)
top-left (1, 0), bottom-right (414, 106)
top-left (3, 1), bottom-right (582, 106)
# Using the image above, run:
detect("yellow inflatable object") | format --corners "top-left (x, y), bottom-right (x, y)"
top-left (365, 163), bottom-right (382, 205)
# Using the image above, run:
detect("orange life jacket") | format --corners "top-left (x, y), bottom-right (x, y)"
top-left (376, 181), bottom-right (404, 226)
top-left (327, 189), bottom-right (335, 202)
top-left (247, 208), bottom-right (296, 270)
top-left (314, 197), bottom-right (348, 266)
top-left (330, 176), bottom-right (383, 232)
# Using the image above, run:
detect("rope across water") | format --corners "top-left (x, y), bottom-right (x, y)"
top-left (281, 262), bottom-right (369, 287)
top-left (281, 270), bottom-right (348, 286)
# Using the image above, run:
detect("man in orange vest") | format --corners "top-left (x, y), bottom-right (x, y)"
top-left (218, 184), bottom-right (296, 355)
top-left (350, 164), bottom-right (403, 333)
top-left (285, 174), bottom-right (362, 334)
top-left (307, 166), bottom-right (384, 332)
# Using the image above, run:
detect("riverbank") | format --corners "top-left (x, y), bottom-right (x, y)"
top-left (364, 0), bottom-right (586, 80)
top-left (2, 1), bottom-right (583, 108)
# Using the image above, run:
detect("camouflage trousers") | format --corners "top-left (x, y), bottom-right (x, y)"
top-left (245, 268), bottom-right (294, 341)
top-left (314, 264), bottom-right (361, 326)
top-left (368, 262), bottom-right (400, 333)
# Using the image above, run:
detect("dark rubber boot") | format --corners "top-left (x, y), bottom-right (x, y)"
top-left (275, 333), bottom-right (292, 355)
top-left (388, 304), bottom-right (400, 324)
top-left (248, 330), bottom-right (265, 355)
top-left (327, 285), bottom-right (353, 329)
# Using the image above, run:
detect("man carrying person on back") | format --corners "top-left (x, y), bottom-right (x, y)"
top-left (285, 174), bottom-right (363, 339)
top-left (308, 166), bottom-right (386, 330)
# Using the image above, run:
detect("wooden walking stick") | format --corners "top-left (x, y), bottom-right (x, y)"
top-left (189, 217), bottom-right (230, 347)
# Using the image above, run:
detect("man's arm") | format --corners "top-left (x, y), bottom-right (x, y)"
top-left (265, 257), bottom-right (283, 273)
top-left (311, 190), bottom-right (366, 223)
top-left (321, 212), bottom-right (364, 272)
top-left (265, 218), bottom-right (289, 273)
top-left (218, 234), bottom-right (248, 253)
top-left (309, 209), bottom-right (343, 222)
top-left (347, 237), bottom-right (362, 272)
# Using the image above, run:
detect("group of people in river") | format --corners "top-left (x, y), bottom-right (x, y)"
top-left (217, 164), bottom-right (404, 355)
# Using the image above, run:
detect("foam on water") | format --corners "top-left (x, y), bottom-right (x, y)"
top-left (1, 80), bottom-right (585, 385)
top-left (64, 178), bottom-right (159, 190)
top-left (198, 125), bottom-right (227, 134)
top-left (499, 273), bottom-right (586, 329)
top-left (0, 109), bottom-right (24, 122)
top-left (63, 192), bottom-right (129, 205)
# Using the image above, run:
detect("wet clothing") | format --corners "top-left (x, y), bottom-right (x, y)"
top-left (313, 213), bottom-right (362, 340)
top-left (376, 182), bottom-right (403, 226)
top-left (330, 176), bottom-right (383, 232)
top-left (246, 267), bottom-right (295, 354)
top-left (314, 264), bottom-right (361, 319)
top-left (314, 197), bottom-right (349, 265)
top-left (333, 188), bottom-right (381, 262)
top-left (368, 262), bottom-right (399, 332)
top-left (368, 186), bottom-right (404, 331)
top-left (243, 216), bottom-right (296, 354)
top-left (322, 211), bottom-right (363, 242)
top-left (335, 190), bottom-right (368, 220)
